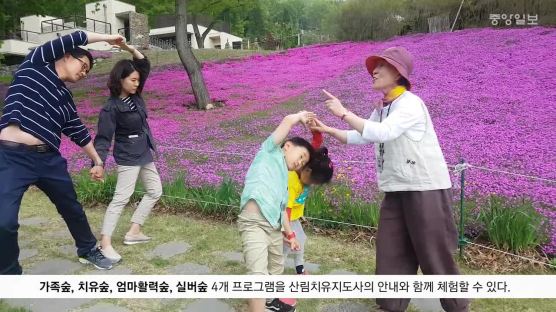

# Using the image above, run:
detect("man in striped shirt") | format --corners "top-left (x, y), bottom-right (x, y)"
top-left (0, 30), bottom-right (124, 274)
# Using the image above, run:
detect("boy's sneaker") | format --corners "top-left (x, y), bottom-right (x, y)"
top-left (124, 232), bottom-right (151, 245)
top-left (78, 247), bottom-right (113, 270)
top-left (265, 298), bottom-right (296, 312)
top-left (100, 245), bottom-right (122, 264)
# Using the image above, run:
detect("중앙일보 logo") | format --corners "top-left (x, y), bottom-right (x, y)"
top-left (489, 13), bottom-right (538, 26)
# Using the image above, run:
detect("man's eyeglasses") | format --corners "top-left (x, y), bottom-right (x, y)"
top-left (71, 54), bottom-right (90, 74)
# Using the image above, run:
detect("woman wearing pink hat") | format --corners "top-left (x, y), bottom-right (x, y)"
top-left (312, 47), bottom-right (469, 312)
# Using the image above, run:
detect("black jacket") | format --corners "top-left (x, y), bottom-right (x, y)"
top-left (94, 57), bottom-right (156, 166)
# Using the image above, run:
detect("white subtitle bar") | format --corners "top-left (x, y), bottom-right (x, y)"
top-left (0, 275), bottom-right (554, 299)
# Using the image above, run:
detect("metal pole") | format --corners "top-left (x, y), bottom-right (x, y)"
top-left (458, 158), bottom-right (467, 258)
top-left (451, 0), bottom-right (465, 32)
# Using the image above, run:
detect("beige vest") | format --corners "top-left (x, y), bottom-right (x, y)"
top-left (376, 95), bottom-right (452, 192)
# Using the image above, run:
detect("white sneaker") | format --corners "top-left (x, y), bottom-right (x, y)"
top-left (100, 245), bottom-right (122, 264)
top-left (124, 232), bottom-right (151, 245)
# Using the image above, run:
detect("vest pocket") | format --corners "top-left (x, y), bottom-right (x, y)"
top-left (396, 157), bottom-right (433, 184)
top-left (115, 134), bottom-right (148, 159)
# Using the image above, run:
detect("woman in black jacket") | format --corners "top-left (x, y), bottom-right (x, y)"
top-left (94, 42), bottom-right (162, 263)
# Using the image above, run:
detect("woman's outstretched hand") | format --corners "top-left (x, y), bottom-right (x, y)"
top-left (309, 118), bottom-right (331, 134)
top-left (323, 89), bottom-right (348, 118)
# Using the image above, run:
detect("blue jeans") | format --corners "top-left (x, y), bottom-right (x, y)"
top-left (0, 145), bottom-right (97, 274)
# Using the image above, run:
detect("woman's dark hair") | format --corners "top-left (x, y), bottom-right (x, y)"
top-left (307, 147), bottom-right (333, 184)
top-left (107, 59), bottom-right (139, 97)
top-left (397, 76), bottom-right (411, 90)
top-left (282, 137), bottom-right (315, 156)
top-left (69, 47), bottom-right (93, 72)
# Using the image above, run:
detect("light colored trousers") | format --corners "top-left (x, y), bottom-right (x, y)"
top-left (238, 209), bottom-right (284, 275)
top-left (283, 219), bottom-right (307, 267)
top-left (101, 163), bottom-right (162, 237)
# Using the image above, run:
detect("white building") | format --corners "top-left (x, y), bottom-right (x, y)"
top-left (1, 0), bottom-right (243, 58)
top-left (150, 24), bottom-right (243, 50)
top-left (85, 0), bottom-right (137, 35)
top-left (0, 0), bottom-right (132, 57)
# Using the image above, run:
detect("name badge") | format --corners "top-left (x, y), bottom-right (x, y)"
top-left (128, 134), bottom-right (139, 138)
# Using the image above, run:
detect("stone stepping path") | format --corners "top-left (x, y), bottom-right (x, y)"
top-left (18, 238), bottom-right (32, 248)
top-left (27, 258), bottom-right (81, 275)
top-left (82, 302), bottom-right (131, 312)
top-left (321, 302), bottom-right (374, 312)
top-left (19, 216), bottom-right (49, 226)
top-left (181, 299), bottom-right (235, 312)
top-left (19, 248), bottom-right (38, 261)
top-left (148, 241), bottom-right (191, 260)
top-left (285, 257), bottom-right (320, 273)
top-left (217, 251), bottom-right (244, 263)
top-left (47, 228), bottom-right (73, 239)
top-left (410, 298), bottom-right (444, 312)
top-left (5, 298), bottom-right (93, 312)
top-left (168, 263), bottom-right (211, 274)
top-left (58, 244), bottom-right (76, 256)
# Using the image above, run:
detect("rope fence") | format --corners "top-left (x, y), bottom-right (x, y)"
top-left (152, 146), bottom-right (556, 267)
top-left (126, 144), bottom-right (556, 269)
top-left (131, 146), bottom-right (556, 268)
top-left (159, 145), bottom-right (556, 184)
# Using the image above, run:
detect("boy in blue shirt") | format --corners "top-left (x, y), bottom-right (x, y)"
top-left (238, 111), bottom-right (315, 312)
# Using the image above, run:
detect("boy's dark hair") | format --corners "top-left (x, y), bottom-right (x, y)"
top-left (70, 47), bottom-right (94, 72)
top-left (307, 147), bottom-right (333, 184)
top-left (107, 59), bottom-right (139, 97)
top-left (282, 137), bottom-right (315, 156)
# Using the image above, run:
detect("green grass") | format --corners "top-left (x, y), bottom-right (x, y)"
top-left (210, 95), bottom-right (308, 148)
top-left (75, 171), bottom-right (381, 230)
top-left (91, 49), bottom-right (273, 75)
top-left (479, 196), bottom-right (545, 253)
top-left (74, 169), bottom-right (121, 205)
top-left (219, 110), bottom-right (271, 129)
top-left (0, 75), bottom-right (12, 84)
top-left (73, 170), bottom-right (553, 262)
top-left (305, 184), bottom-right (381, 229)
top-left (6, 189), bottom-right (555, 311)
top-left (0, 300), bottom-right (29, 312)
top-left (0, 49), bottom-right (271, 85)
top-left (158, 173), bottom-right (240, 218)
top-left (13, 188), bottom-right (377, 311)
top-left (281, 95), bottom-right (306, 111)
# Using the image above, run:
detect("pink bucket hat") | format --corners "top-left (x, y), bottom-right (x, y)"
top-left (365, 47), bottom-right (414, 89)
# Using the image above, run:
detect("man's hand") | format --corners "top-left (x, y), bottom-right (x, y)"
top-left (105, 34), bottom-right (125, 46)
top-left (90, 165), bottom-right (104, 182)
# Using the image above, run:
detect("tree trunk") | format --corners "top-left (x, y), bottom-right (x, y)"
top-left (192, 14), bottom-right (219, 49)
top-left (191, 15), bottom-right (204, 49)
top-left (176, 0), bottom-right (211, 110)
top-left (201, 20), bottom-right (218, 48)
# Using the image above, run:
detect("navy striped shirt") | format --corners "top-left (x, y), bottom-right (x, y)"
top-left (0, 31), bottom-right (91, 151)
